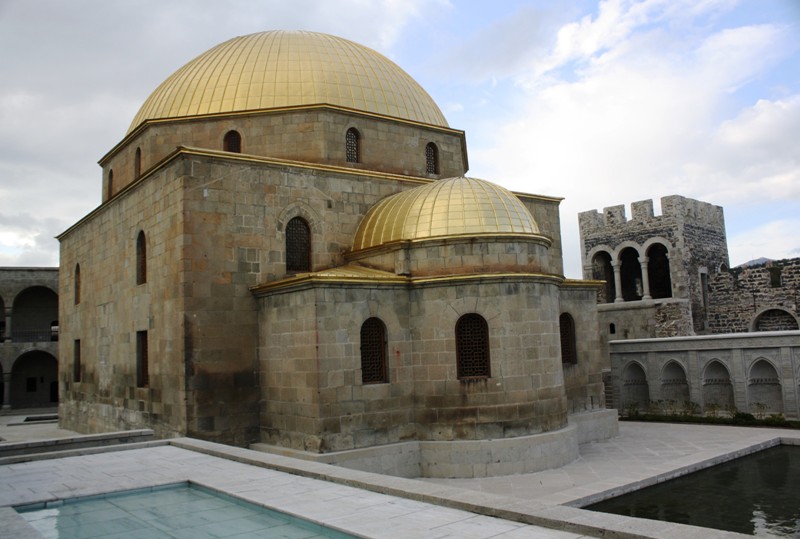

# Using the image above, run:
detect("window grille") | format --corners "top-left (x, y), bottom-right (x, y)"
top-left (286, 217), bottom-right (311, 272)
top-left (345, 128), bottom-right (359, 163)
top-left (559, 313), bottom-right (577, 365)
top-left (223, 130), bottom-right (242, 153)
top-left (456, 314), bottom-right (490, 379)
top-left (425, 142), bottom-right (439, 174)
top-left (360, 318), bottom-right (388, 384)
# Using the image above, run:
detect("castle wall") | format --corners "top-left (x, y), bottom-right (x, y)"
top-left (708, 258), bottom-right (800, 333)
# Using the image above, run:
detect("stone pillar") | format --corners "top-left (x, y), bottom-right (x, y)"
top-left (2, 371), bottom-right (11, 409)
top-left (3, 306), bottom-right (11, 343)
top-left (612, 262), bottom-right (624, 303)
top-left (639, 256), bottom-right (652, 300)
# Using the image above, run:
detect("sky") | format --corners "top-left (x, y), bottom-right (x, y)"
top-left (1, 0), bottom-right (798, 278)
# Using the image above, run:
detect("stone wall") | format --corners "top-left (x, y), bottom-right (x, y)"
top-left (608, 331), bottom-right (800, 418)
top-left (708, 257), bottom-right (800, 334)
top-left (101, 108), bottom-right (467, 199)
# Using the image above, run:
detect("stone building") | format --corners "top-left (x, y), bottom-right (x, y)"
top-left (580, 196), bottom-right (800, 418)
top-left (0, 267), bottom-right (59, 409)
top-left (57, 31), bottom-right (615, 476)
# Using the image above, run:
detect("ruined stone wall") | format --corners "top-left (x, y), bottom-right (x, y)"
top-left (708, 258), bottom-right (800, 334)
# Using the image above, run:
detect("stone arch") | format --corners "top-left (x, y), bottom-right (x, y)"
top-left (660, 360), bottom-right (689, 404)
top-left (702, 360), bottom-right (734, 412)
top-left (11, 286), bottom-right (58, 342)
top-left (621, 361), bottom-right (649, 411)
top-left (645, 241), bottom-right (672, 299)
top-left (277, 202), bottom-right (323, 273)
top-left (750, 308), bottom-right (799, 332)
top-left (589, 249), bottom-right (615, 303)
top-left (618, 246), bottom-right (643, 301)
top-left (11, 350), bottom-right (58, 409)
top-left (747, 358), bottom-right (782, 416)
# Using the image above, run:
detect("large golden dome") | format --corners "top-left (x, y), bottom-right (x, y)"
top-left (128, 31), bottom-right (448, 133)
top-left (352, 177), bottom-right (540, 251)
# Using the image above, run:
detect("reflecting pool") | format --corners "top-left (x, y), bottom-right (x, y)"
top-left (587, 445), bottom-right (800, 537)
top-left (17, 482), bottom-right (357, 538)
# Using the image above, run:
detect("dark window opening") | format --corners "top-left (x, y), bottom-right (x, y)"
top-left (223, 130), bottom-right (242, 153)
top-left (425, 142), bottom-right (439, 174)
top-left (559, 313), bottom-right (577, 365)
top-left (73, 339), bottom-right (81, 383)
top-left (134, 147), bottom-right (142, 179)
top-left (136, 330), bottom-right (149, 388)
top-left (107, 169), bottom-right (114, 199)
top-left (647, 243), bottom-right (672, 299)
top-left (74, 263), bottom-right (81, 305)
top-left (26, 377), bottom-right (36, 392)
top-left (768, 266), bottom-right (782, 288)
top-left (456, 314), bottom-right (490, 379)
top-left (285, 217), bottom-right (311, 273)
top-left (592, 251), bottom-right (615, 303)
top-left (619, 247), bottom-right (643, 301)
top-left (345, 128), bottom-right (360, 163)
top-left (609, 323), bottom-right (616, 335)
top-left (136, 231), bottom-right (147, 285)
top-left (360, 317), bottom-right (388, 384)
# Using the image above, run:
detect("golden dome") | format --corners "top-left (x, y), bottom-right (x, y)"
top-left (128, 31), bottom-right (447, 133)
top-left (352, 177), bottom-right (540, 251)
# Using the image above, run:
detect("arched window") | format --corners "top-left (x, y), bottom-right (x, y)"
top-left (285, 217), bottom-right (311, 273)
top-left (360, 317), bottom-right (388, 384)
top-left (107, 169), bottom-right (114, 199)
top-left (591, 251), bottom-right (615, 303)
top-left (559, 313), bottom-right (577, 365)
top-left (134, 147), bottom-right (142, 179)
top-left (647, 243), bottom-right (672, 299)
top-left (345, 128), bottom-right (360, 163)
top-left (74, 263), bottom-right (81, 305)
top-left (223, 130), bottom-right (242, 153)
top-left (73, 339), bottom-right (81, 383)
top-left (136, 231), bottom-right (147, 285)
top-left (425, 142), bottom-right (439, 174)
top-left (455, 314), bottom-right (490, 379)
top-left (619, 247), bottom-right (643, 301)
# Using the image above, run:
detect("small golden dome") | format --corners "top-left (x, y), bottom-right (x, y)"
top-left (352, 177), bottom-right (540, 251)
top-left (129, 31), bottom-right (447, 133)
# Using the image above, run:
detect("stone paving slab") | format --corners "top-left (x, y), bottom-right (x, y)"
top-left (1, 417), bottom-right (798, 538)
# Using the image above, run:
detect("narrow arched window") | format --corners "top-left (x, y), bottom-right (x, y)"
top-left (285, 217), bottom-right (311, 273)
top-left (223, 130), bottom-right (242, 153)
top-left (107, 169), bottom-right (114, 199)
top-left (559, 313), bottom-right (577, 365)
top-left (425, 142), bottom-right (439, 174)
top-left (360, 317), bottom-right (388, 384)
top-left (74, 263), bottom-right (81, 305)
top-left (345, 128), bottom-right (360, 163)
top-left (456, 314), bottom-right (490, 379)
top-left (136, 231), bottom-right (147, 284)
top-left (136, 330), bottom-right (149, 388)
top-left (134, 147), bottom-right (142, 179)
top-left (73, 339), bottom-right (81, 383)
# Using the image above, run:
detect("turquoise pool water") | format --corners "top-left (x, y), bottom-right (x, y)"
top-left (587, 445), bottom-right (800, 537)
top-left (17, 483), bottom-right (358, 539)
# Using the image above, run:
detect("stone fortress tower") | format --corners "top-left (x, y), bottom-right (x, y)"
top-left (579, 195), bottom-right (728, 342)
top-left (57, 31), bottom-right (616, 478)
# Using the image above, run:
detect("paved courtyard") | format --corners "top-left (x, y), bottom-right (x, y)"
top-left (1, 411), bottom-right (798, 538)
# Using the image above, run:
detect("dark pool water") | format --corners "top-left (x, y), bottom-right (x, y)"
top-left (587, 445), bottom-right (800, 537)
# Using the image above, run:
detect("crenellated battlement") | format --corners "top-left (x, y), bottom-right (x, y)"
top-left (579, 195), bottom-right (724, 234)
